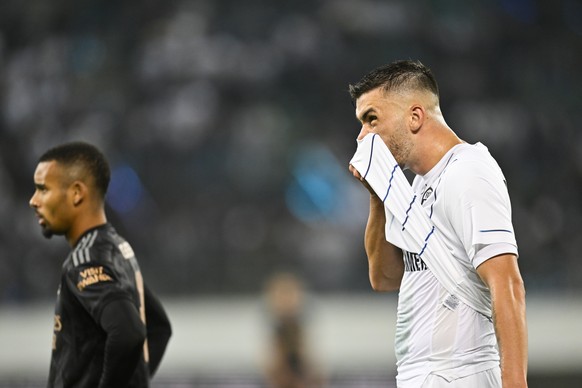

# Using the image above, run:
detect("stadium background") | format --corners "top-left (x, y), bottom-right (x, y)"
top-left (0, 0), bottom-right (581, 386)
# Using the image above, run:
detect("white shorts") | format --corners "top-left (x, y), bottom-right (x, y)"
top-left (420, 367), bottom-right (501, 388)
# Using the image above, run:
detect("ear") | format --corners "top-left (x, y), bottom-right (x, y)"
top-left (409, 104), bottom-right (425, 133)
top-left (70, 181), bottom-right (87, 207)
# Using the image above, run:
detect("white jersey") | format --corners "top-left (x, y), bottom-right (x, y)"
top-left (395, 142), bottom-right (518, 387)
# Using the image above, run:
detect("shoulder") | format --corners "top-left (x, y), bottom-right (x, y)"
top-left (68, 224), bottom-right (129, 269)
top-left (63, 225), bottom-right (137, 293)
top-left (433, 144), bottom-right (512, 217)
top-left (449, 142), bottom-right (501, 172)
top-left (67, 229), bottom-right (106, 268)
top-left (443, 143), bottom-right (506, 190)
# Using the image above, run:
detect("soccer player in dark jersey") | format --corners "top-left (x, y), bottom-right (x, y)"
top-left (29, 142), bottom-right (172, 388)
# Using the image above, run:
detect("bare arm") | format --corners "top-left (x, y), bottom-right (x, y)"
top-left (350, 164), bottom-right (404, 291)
top-left (477, 254), bottom-right (528, 388)
top-left (365, 195), bottom-right (404, 291)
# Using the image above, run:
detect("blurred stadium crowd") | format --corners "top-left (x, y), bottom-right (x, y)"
top-left (1, 0), bottom-right (581, 302)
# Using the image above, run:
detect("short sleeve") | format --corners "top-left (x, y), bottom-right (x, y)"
top-left (444, 160), bottom-right (518, 268)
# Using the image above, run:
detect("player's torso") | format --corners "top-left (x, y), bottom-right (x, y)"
top-left (49, 280), bottom-right (106, 387)
top-left (394, 144), bottom-right (499, 383)
top-left (49, 225), bottom-right (147, 387)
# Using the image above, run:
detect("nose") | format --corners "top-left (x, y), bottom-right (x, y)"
top-left (357, 125), bottom-right (369, 141)
top-left (29, 192), bottom-right (38, 209)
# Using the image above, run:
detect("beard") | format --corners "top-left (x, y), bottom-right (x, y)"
top-left (386, 130), bottom-right (412, 169)
top-left (40, 224), bottom-right (54, 239)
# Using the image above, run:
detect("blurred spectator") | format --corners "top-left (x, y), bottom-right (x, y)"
top-left (263, 272), bottom-right (325, 388)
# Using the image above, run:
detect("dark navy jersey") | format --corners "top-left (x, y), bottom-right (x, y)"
top-left (48, 223), bottom-right (150, 388)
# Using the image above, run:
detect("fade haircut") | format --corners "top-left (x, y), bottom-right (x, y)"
top-left (349, 60), bottom-right (439, 103)
top-left (39, 142), bottom-right (111, 199)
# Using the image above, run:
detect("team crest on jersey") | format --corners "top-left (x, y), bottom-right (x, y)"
top-left (118, 242), bottom-right (135, 259)
top-left (421, 187), bottom-right (433, 205)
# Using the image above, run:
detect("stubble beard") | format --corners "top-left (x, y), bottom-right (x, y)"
top-left (387, 130), bottom-right (412, 169)
top-left (41, 224), bottom-right (54, 239)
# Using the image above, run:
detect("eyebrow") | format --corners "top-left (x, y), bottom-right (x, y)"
top-left (358, 107), bottom-right (375, 123)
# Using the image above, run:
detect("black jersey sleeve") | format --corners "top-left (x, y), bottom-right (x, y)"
top-left (64, 241), bottom-right (140, 322)
top-left (98, 298), bottom-right (147, 388)
top-left (144, 283), bottom-right (172, 376)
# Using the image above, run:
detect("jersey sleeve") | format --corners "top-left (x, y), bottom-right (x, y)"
top-left (444, 160), bottom-right (518, 268)
top-left (144, 284), bottom-right (172, 376)
top-left (64, 245), bottom-right (135, 322)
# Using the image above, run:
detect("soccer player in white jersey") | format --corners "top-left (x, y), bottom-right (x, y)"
top-left (348, 60), bottom-right (527, 388)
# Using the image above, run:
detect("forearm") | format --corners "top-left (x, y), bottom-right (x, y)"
top-left (476, 255), bottom-right (528, 387)
top-left (99, 299), bottom-right (147, 388)
top-left (365, 195), bottom-right (403, 291)
top-left (492, 278), bottom-right (528, 387)
top-left (493, 283), bottom-right (528, 388)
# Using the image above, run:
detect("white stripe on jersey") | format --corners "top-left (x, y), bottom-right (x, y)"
top-left (71, 230), bottom-right (98, 267)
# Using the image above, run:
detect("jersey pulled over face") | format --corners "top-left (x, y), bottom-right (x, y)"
top-left (355, 88), bottom-right (414, 169)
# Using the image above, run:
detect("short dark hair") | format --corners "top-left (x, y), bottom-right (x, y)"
top-left (348, 60), bottom-right (439, 102)
top-left (39, 142), bottom-right (111, 199)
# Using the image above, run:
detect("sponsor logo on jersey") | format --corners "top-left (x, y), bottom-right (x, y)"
top-left (76, 266), bottom-right (113, 291)
top-left (403, 250), bottom-right (427, 272)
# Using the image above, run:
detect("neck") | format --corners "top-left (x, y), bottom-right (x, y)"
top-left (66, 211), bottom-right (107, 247)
top-left (410, 124), bottom-right (462, 176)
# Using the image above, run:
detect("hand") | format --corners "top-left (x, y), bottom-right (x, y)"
top-left (349, 164), bottom-right (376, 195)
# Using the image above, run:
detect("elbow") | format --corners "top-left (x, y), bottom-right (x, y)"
top-left (101, 301), bottom-right (147, 351)
top-left (371, 283), bottom-right (397, 292)
top-left (126, 324), bottom-right (147, 349)
top-left (506, 271), bottom-right (526, 300)
top-left (369, 273), bottom-right (400, 292)
top-left (106, 323), bottom-right (146, 361)
top-left (365, 245), bottom-right (403, 292)
top-left (113, 316), bottom-right (147, 350)
top-left (514, 277), bottom-right (527, 302)
top-left (368, 261), bottom-right (403, 292)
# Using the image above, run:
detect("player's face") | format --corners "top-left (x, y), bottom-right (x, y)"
top-left (355, 88), bottom-right (413, 168)
top-left (29, 161), bottom-right (75, 239)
